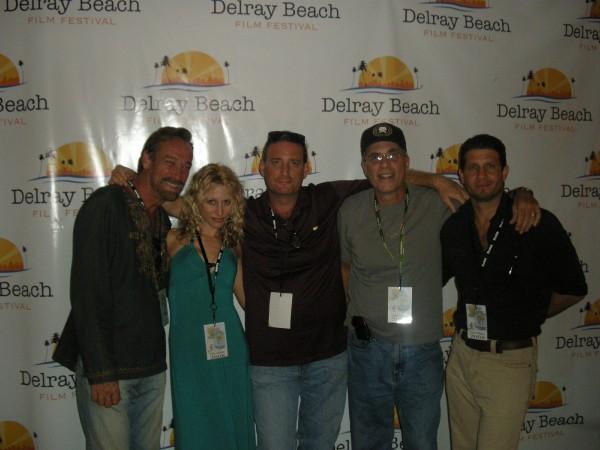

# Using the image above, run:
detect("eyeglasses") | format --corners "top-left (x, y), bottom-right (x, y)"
top-left (363, 150), bottom-right (406, 164)
top-left (267, 131), bottom-right (306, 146)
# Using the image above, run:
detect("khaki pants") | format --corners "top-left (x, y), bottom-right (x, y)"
top-left (446, 333), bottom-right (537, 450)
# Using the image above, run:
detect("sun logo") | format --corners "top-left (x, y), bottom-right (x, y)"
top-left (349, 56), bottom-right (419, 92)
top-left (33, 142), bottom-right (112, 181)
top-left (528, 381), bottom-right (566, 410)
top-left (0, 420), bottom-right (36, 450)
top-left (432, 0), bottom-right (488, 9)
top-left (519, 68), bottom-right (575, 100)
top-left (0, 238), bottom-right (27, 275)
top-left (430, 144), bottom-right (460, 177)
top-left (150, 51), bottom-right (229, 90)
top-left (443, 307), bottom-right (457, 337)
top-left (0, 54), bottom-right (24, 89)
top-left (580, 298), bottom-right (600, 326)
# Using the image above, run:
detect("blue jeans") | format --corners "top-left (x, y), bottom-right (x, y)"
top-left (250, 351), bottom-right (347, 450)
top-left (76, 361), bottom-right (166, 450)
top-left (348, 332), bottom-right (443, 450)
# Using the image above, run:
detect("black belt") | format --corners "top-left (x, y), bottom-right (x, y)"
top-left (460, 330), bottom-right (534, 354)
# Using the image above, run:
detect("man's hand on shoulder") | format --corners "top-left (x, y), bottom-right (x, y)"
top-left (91, 381), bottom-right (121, 408)
top-left (109, 165), bottom-right (136, 187)
top-left (510, 188), bottom-right (541, 234)
top-left (432, 174), bottom-right (468, 213)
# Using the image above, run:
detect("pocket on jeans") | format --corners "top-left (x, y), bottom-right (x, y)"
top-left (349, 331), bottom-right (370, 350)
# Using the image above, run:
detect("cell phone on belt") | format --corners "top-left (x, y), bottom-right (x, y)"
top-left (352, 316), bottom-right (372, 341)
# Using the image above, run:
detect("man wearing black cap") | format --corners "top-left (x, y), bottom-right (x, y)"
top-left (339, 122), bottom-right (449, 450)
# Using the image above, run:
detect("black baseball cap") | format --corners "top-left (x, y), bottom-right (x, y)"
top-left (360, 123), bottom-right (407, 155)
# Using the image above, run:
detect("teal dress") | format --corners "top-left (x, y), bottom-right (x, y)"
top-left (168, 243), bottom-right (255, 450)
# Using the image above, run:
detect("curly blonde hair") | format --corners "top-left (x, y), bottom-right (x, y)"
top-left (177, 163), bottom-right (245, 248)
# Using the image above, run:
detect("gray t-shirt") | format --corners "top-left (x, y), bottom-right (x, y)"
top-left (338, 184), bottom-right (450, 344)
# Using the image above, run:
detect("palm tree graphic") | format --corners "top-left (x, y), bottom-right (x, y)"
top-left (22, 245), bottom-right (28, 269)
top-left (161, 56), bottom-right (171, 83)
top-left (37, 154), bottom-right (45, 178)
top-left (414, 67), bottom-right (419, 89)
top-left (18, 60), bottom-right (24, 84)
top-left (351, 66), bottom-right (357, 88)
top-left (51, 332), bottom-right (60, 354)
top-left (243, 153), bottom-right (250, 175)
top-left (311, 151), bottom-right (317, 173)
top-left (154, 62), bottom-right (160, 84)
top-left (224, 61), bottom-right (230, 84)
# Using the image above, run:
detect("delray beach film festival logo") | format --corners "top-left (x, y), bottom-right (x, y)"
top-left (497, 67), bottom-right (592, 132)
top-left (521, 380), bottom-right (586, 440)
top-left (322, 55), bottom-right (440, 128)
top-left (6, 0), bottom-right (141, 25)
top-left (121, 50), bottom-right (255, 117)
top-left (19, 331), bottom-right (76, 399)
top-left (561, 146), bottom-right (600, 208)
top-left (403, 0), bottom-right (511, 43)
top-left (210, 0), bottom-right (342, 31)
top-left (0, 54), bottom-right (48, 125)
top-left (0, 237), bottom-right (53, 309)
top-left (562, 1), bottom-right (600, 51)
top-left (554, 297), bottom-right (600, 358)
top-left (9, 142), bottom-right (112, 219)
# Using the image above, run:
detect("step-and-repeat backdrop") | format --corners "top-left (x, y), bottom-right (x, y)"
top-left (1, 1), bottom-right (599, 448)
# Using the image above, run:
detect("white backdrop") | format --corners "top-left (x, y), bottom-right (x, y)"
top-left (1, 1), bottom-right (599, 449)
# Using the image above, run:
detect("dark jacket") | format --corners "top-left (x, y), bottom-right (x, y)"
top-left (53, 185), bottom-right (170, 383)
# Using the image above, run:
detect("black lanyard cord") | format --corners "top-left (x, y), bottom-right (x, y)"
top-left (196, 231), bottom-right (224, 325)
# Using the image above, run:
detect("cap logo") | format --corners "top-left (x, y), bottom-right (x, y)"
top-left (373, 125), bottom-right (392, 137)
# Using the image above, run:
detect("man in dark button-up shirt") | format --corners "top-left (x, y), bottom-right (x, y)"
top-left (53, 127), bottom-right (193, 450)
top-left (441, 134), bottom-right (587, 450)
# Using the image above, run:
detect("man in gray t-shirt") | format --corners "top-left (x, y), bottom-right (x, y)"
top-left (338, 122), bottom-right (447, 450)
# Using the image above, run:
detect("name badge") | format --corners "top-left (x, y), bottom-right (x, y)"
top-left (388, 286), bottom-right (412, 324)
top-left (466, 304), bottom-right (488, 341)
top-left (158, 289), bottom-right (169, 326)
top-left (204, 322), bottom-right (228, 360)
top-left (268, 292), bottom-right (293, 329)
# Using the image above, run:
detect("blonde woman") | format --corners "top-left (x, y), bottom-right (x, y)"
top-left (166, 163), bottom-right (254, 450)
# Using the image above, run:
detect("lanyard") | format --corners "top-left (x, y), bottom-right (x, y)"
top-left (269, 208), bottom-right (301, 293)
top-left (196, 231), bottom-right (224, 325)
top-left (127, 180), bottom-right (146, 209)
top-left (373, 189), bottom-right (409, 286)
top-left (127, 180), bottom-right (164, 292)
top-left (480, 218), bottom-right (505, 268)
